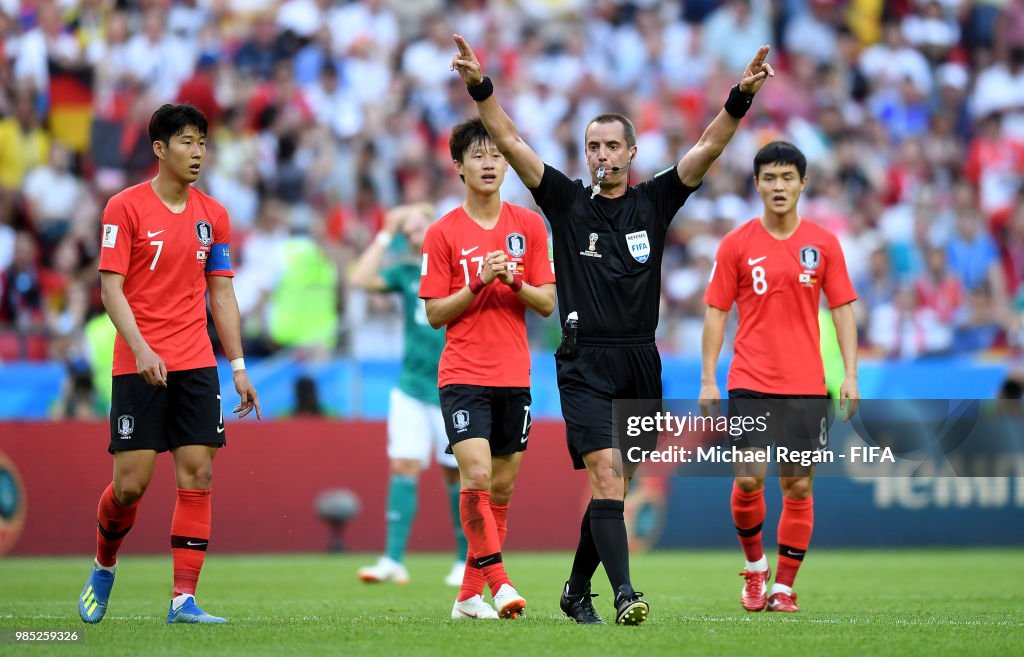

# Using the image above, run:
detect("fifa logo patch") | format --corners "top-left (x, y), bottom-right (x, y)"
top-left (506, 232), bottom-right (526, 257)
top-left (588, 233), bottom-right (598, 251)
top-left (117, 414), bottom-right (135, 438)
top-left (625, 230), bottom-right (651, 263)
top-left (453, 410), bottom-right (470, 433)
top-left (580, 232), bottom-right (603, 259)
top-left (195, 220), bottom-right (213, 247)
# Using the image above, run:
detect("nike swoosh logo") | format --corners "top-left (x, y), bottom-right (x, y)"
top-left (520, 436), bottom-right (528, 444)
top-left (217, 426), bottom-right (225, 434)
top-left (455, 608), bottom-right (476, 618)
top-left (186, 541), bottom-right (208, 547)
top-left (461, 247), bottom-right (479, 256)
top-left (477, 557), bottom-right (497, 566)
top-left (147, 230), bottom-right (165, 237)
top-left (747, 256), bottom-right (766, 265)
top-left (785, 549), bottom-right (802, 557)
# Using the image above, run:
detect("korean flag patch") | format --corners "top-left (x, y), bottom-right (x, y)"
top-left (625, 230), bottom-right (651, 264)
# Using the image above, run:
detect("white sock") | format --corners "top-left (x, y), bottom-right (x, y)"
top-left (171, 593), bottom-right (193, 610)
top-left (771, 583), bottom-right (793, 596)
top-left (745, 556), bottom-right (768, 572)
top-left (94, 559), bottom-right (116, 573)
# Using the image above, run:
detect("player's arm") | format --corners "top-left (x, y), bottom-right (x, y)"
top-left (208, 275), bottom-right (261, 419)
top-left (830, 301), bottom-right (859, 420)
top-left (424, 249), bottom-right (507, 328)
top-left (99, 271), bottom-right (167, 387)
top-left (676, 46), bottom-right (774, 188)
top-left (699, 305), bottom-right (729, 417)
top-left (451, 34), bottom-right (544, 188)
top-left (513, 282), bottom-right (555, 316)
top-left (349, 205), bottom-right (427, 291)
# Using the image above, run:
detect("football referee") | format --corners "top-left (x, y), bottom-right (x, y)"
top-left (451, 35), bottom-right (774, 625)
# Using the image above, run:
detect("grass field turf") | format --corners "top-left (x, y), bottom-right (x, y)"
top-left (0, 550), bottom-right (1019, 657)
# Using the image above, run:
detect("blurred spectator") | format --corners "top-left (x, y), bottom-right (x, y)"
top-left (0, 231), bottom-right (50, 334)
top-left (0, 88), bottom-right (49, 194)
top-left (914, 245), bottom-right (965, 324)
top-left (22, 142), bottom-right (85, 254)
top-left (702, 0), bottom-right (773, 73)
top-left (291, 375), bottom-right (325, 416)
top-left (868, 284), bottom-right (952, 359)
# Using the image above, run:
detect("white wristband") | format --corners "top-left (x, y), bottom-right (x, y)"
top-left (374, 231), bottom-right (393, 248)
top-left (230, 358), bottom-right (246, 372)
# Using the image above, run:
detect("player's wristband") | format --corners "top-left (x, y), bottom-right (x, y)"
top-left (507, 276), bottom-right (523, 293)
top-left (724, 85), bottom-right (754, 119)
top-left (468, 274), bottom-right (486, 295)
top-left (374, 231), bottom-right (393, 248)
top-left (230, 358), bottom-right (246, 372)
top-left (467, 76), bottom-right (494, 102)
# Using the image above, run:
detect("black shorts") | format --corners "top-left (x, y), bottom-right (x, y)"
top-left (439, 385), bottom-right (532, 456)
top-left (109, 367), bottom-right (226, 454)
top-left (727, 389), bottom-right (832, 471)
top-left (556, 340), bottom-right (662, 470)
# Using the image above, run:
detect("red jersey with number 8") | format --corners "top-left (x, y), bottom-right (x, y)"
top-left (98, 182), bottom-right (234, 376)
top-left (420, 203), bottom-right (554, 387)
top-left (704, 218), bottom-right (856, 395)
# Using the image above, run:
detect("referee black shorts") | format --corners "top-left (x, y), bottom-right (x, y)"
top-left (109, 366), bottom-right (226, 454)
top-left (556, 337), bottom-right (662, 470)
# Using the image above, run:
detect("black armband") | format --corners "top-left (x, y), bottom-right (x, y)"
top-left (724, 85), bottom-right (754, 119)
top-left (467, 76), bottom-right (494, 102)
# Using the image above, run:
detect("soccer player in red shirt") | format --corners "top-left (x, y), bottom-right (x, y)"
top-left (420, 117), bottom-right (555, 620)
top-left (79, 104), bottom-right (260, 625)
top-left (701, 142), bottom-right (859, 613)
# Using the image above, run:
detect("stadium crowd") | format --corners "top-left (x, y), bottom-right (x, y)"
top-left (1, 0), bottom-right (1023, 405)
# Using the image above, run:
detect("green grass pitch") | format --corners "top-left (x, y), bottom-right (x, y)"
top-left (0, 550), bottom-right (1019, 656)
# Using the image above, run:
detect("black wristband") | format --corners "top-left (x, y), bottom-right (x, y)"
top-left (467, 76), bottom-right (494, 102)
top-left (724, 85), bottom-right (754, 119)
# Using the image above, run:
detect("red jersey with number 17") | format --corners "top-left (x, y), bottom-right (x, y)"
top-left (704, 218), bottom-right (857, 395)
top-left (98, 182), bottom-right (234, 376)
top-left (420, 203), bottom-right (554, 388)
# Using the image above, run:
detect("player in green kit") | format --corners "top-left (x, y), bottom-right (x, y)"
top-left (350, 203), bottom-right (468, 586)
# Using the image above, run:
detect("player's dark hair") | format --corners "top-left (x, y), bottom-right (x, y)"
top-left (753, 141), bottom-right (806, 178)
top-left (449, 117), bottom-right (494, 163)
top-left (585, 113), bottom-right (636, 148)
top-left (148, 103), bottom-right (208, 145)
top-left (450, 117), bottom-right (497, 182)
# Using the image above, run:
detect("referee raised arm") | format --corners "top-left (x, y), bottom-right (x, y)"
top-left (451, 34), bottom-right (773, 626)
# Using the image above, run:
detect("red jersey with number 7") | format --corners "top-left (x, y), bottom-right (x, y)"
top-left (98, 182), bottom-right (234, 376)
top-left (704, 218), bottom-right (856, 395)
top-left (419, 203), bottom-right (554, 387)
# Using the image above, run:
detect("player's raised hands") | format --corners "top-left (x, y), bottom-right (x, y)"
top-left (451, 34), bottom-right (484, 86)
top-left (738, 45), bottom-right (775, 95)
top-left (232, 370), bottom-right (261, 420)
top-left (136, 345), bottom-right (167, 387)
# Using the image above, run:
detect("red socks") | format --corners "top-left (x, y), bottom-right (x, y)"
top-left (457, 490), bottom-right (510, 602)
top-left (730, 483), bottom-right (766, 562)
top-left (170, 489), bottom-right (212, 597)
top-left (776, 496), bottom-right (814, 587)
top-left (95, 483), bottom-right (140, 567)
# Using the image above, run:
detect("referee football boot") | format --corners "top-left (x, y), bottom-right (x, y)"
top-left (451, 595), bottom-right (500, 620)
top-left (492, 583), bottom-right (527, 619)
top-left (766, 591), bottom-right (800, 613)
top-left (357, 556), bottom-right (410, 585)
top-left (614, 585), bottom-right (649, 626)
top-left (560, 581), bottom-right (605, 624)
top-left (166, 594), bottom-right (227, 624)
top-left (78, 561), bottom-right (116, 624)
top-left (739, 567), bottom-right (771, 611)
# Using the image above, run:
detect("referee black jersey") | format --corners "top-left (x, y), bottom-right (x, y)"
top-left (530, 163), bottom-right (698, 339)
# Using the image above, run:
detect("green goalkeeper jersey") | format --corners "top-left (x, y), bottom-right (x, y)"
top-left (381, 262), bottom-right (445, 405)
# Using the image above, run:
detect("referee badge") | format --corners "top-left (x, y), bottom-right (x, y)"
top-left (625, 230), bottom-right (651, 264)
top-left (506, 233), bottom-right (526, 257)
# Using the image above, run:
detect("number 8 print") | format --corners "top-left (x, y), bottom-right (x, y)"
top-left (752, 265), bottom-right (767, 295)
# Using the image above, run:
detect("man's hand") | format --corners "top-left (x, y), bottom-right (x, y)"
top-left (232, 370), bottom-right (261, 420)
top-left (382, 206), bottom-right (405, 236)
top-left (839, 376), bottom-right (860, 422)
top-left (451, 34), bottom-right (484, 86)
top-left (135, 346), bottom-right (167, 387)
top-left (698, 383), bottom-right (721, 418)
top-left (738, 45), bottom-right (775, 95)
top-left (479, 250), bottom-right (507, 285)
top-left (493, 253), bottom-right (515, 285)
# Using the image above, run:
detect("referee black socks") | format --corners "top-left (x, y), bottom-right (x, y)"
top-left (589, 498), bottom-right (631, 594)
top-left (568, 500), bottom-right (600, 595)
